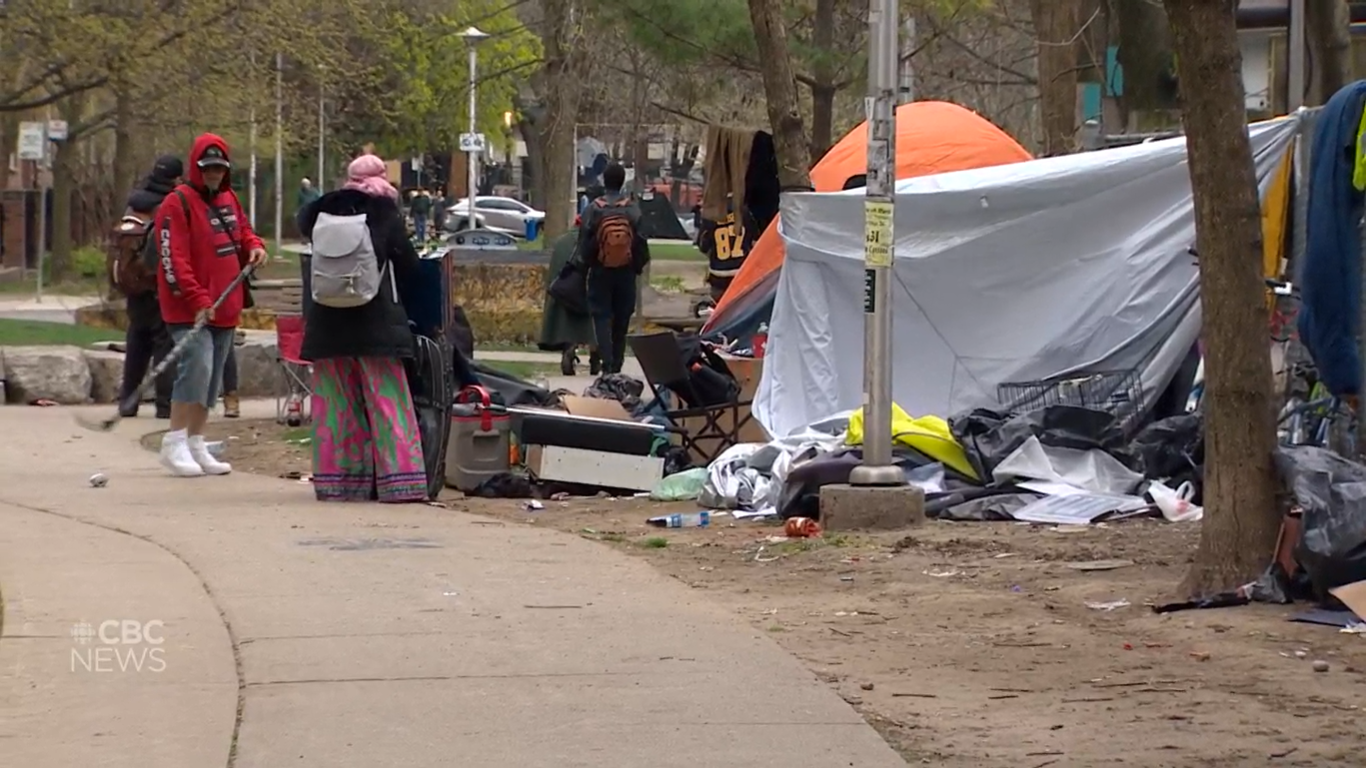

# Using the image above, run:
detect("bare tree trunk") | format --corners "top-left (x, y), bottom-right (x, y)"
top-left (747, 0), bottom-right (813, 188)
top-left (519, 115), bottom-right (546, 207)
top-left (1115, 0), bottom-right (1176, 122)
top-left (538, 0), bottom-right (582, 241)
top-left (49, 139), bottom-right (77, 281)
top-left (1030, 0), bottom-right (1082, 155)
top-left (112, 79), bottom-right (137, 197)
top-left (808, 0), bottom-right (837, 159)
top-left (1164, 0), bottom-right (1281, 596)
top-left (1306, 0), bottom-right (1352, 106)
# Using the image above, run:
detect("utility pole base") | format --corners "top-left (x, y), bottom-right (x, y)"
top-left (819, 483), bottom-right (925, 531)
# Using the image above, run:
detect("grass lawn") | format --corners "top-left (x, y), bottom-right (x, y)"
top-left (0, 319), bottom-right (122, 346)
top-left (0, 276), bottom-right (105, 296)
top-left (479, 360), bottom-right (561, 381)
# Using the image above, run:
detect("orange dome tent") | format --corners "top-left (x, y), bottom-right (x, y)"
top-left (702, 101), bottom-right (1033, 339)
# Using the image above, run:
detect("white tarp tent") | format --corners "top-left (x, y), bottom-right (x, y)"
top-left (754, 116), bottom-right (1300, 437)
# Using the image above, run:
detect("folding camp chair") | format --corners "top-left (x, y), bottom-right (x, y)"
top-left (274, 314), bottom-right (313, 426)
top-left (628, 330), bottom-right (754, 464)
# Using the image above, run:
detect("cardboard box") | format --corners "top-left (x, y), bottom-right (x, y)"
top-left (558, 395), bottom-right (634, 422)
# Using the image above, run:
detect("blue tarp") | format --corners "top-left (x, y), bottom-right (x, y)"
top-left (1298, 81), bottom-right (1366, 396)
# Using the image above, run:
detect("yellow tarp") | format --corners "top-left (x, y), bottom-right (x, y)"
top-left (847, 403), bottom-right (979, 481)
top-left (1261, 146), bottom-right (1293, 310)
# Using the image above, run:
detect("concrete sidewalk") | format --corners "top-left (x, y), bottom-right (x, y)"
top-left (0, 406), bottom-right (904, 767)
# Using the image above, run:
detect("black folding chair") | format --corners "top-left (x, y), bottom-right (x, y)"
top-left (628, 331), bottom-right (755, 463)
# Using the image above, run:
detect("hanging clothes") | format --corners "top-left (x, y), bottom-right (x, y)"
top-left (1298, 81), bottom-right (1366, 396)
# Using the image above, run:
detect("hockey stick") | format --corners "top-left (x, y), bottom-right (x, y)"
top-left (75, 265), bottom-right (255, 432)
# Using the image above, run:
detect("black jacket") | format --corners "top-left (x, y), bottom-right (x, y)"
top-left (299, 190), bottom-right (420, 361)
top-left (121, 176), bottom-right (180, 326)
top-left (576, 192), bottom-right (651, 274)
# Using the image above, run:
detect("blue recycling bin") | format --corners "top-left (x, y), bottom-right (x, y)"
top-left (524, 218), bottom-right (539, 242)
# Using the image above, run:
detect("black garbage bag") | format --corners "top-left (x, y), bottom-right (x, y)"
top-left (1275, 445), bottom-right (1366, 602)
top-left (1128, 413), bottom-right (1204, 504)
top-left (949, 405), bottom-right (1133, 480)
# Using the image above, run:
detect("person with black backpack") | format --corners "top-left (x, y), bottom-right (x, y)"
top-left (576, 163), bottom-right (650, 374)
top-left (106, 155), bottom-right (182, 419)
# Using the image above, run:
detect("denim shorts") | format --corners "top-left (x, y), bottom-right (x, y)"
top-left (167, 324), bottom-right (234, 408)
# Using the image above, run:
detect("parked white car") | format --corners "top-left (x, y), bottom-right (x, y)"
top-left (448, 196), bottom-right (545, 236)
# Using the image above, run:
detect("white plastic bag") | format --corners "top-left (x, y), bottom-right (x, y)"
top-left (1147, 480), bottom-right (1203, 522)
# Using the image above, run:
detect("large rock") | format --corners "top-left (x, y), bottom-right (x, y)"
top-left (1, 346), bottom-right (93, 404)
top-left (83, 349), bottom-right (126, 404)
top-left (234, 335), bottom-right (287, 398)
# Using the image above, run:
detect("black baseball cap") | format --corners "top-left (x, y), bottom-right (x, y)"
top-left (197, 145), bottom-right (231, 169)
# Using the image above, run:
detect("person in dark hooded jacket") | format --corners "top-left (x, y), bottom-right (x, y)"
top-left (112, 155), bottom-right (182, 418)
top-left (298, 153), bottom-right (426, 503)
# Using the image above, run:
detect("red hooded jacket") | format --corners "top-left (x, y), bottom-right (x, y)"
top-left (156, 134), bottom-right (264, 327)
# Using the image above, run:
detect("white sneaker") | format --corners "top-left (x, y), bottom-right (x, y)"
top-left (188, 435), bottom-right (232, 475)
top-left (160, 430), bottom-right (205, 477)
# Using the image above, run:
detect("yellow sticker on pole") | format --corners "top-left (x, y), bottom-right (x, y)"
top-left (864, 200), bottom-right (893, 267)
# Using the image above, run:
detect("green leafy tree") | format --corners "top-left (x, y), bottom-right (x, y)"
top-left (373, 3), bottom-right (541, 158)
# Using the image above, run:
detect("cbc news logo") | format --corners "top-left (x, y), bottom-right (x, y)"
top-left (70, 620), bottom-right (167, 673)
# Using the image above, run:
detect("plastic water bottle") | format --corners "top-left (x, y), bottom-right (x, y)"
top-left (648, 512), bottom-right (711, 528)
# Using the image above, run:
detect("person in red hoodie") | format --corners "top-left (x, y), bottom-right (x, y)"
top-left (155, 134), bottom-right (268, 477)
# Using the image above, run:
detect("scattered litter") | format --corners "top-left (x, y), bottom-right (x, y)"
top-left (764, 535), bottom-right (791, 543)
top-left (923, 569), bottom-right (960, 578)
top-left (648, 511), bottom-right (710, 528)
top-left (31, 398), bottom-right (58, 407)
top-left (1312, 659), bottom-right (1330, 672)
top-left (994, 552), bottom-right (1019, 559)
top-left (88, 472), bottom-right (108, 488)
top-left (523, 604), bottom-right (583, 609)
top-left (784, 517), bottom-right (822, 538)
top-left (891, 692), bottom-right (938, 699)
top-left (1342, 622), bottom-right (1366, 634)
top-left (1190, 651), bottom-right (1211, 662)
top-left (442, 591), bottom-right (458, 597)
top-left (649, 467), bottom-right (708, 501)
top-left (1085, 599), bottom-right (1131, 611)
top-left (550, 492), bottom-right (571, 501)
top-left (1148, 480), bottom-right (1203, 522)
top-left (1067, 559), bottom-right (1135, 572)
top-left (524, 500), bottom-right (545, 511)
top-left (839, 575), bottom-right (855, 582)
top-left (1294, 650), bottom-right (1308, 659)
top-left (754, 546), bottom-right (780, 563)
top-left (860, 682), bottom-right (875, 691)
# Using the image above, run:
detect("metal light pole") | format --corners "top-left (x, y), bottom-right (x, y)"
top-left (899, 15), bottom-right (916, 104)
top-left (274, 52), bottom-right (284, 258)
top-left (248, 52), bottom-right (257, 228)
top-left (317, 76), bottom-right (326, 188)
top-left (1287, 0), bottom-right (1306, 111)
top-left (458, 26), bottom-right (489, 219)
top-left (849, 0), bottom-right (905, 487)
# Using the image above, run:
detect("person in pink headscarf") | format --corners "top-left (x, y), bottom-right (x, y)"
top-left (298, 153), bottom-right (427, 503)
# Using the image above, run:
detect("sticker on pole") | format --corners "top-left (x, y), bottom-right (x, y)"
top-left (17, 122), bottom-right (45, 160)
top-left (864, 200), bottom-right (893, 267)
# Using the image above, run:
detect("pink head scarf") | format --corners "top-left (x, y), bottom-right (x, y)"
top-left (342, 154), bottom-right (398, 200)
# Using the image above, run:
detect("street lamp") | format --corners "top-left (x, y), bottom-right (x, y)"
top-left (458, 26), bottom-right (490, 226)
top-left (503, 110), bottom-right (515, 187)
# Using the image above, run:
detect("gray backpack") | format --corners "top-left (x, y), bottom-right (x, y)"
top-left (310, 212), bottom-right (389, 308)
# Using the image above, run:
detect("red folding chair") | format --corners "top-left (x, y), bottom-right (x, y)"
top-left (275, 314), bottom-right (313, 426)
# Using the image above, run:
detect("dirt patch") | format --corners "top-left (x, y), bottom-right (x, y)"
top-left (203, 419), bottom-right (1366, 765)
